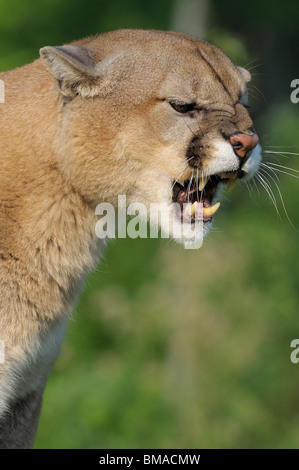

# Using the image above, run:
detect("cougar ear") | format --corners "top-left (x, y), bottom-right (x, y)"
top-left (40, 45), bottom-right (103, 98)
top-left (237, 66), bottom-right (251, 83)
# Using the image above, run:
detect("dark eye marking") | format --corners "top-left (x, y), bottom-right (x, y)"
top-left (169, 101), bottom-right (198, 114)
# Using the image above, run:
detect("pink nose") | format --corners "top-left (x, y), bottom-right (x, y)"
top-left (229, 132), bottom-right (259, 158)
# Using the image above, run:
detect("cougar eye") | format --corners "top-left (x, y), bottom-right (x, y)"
top-left (169, 101), bottom-right (196, 114)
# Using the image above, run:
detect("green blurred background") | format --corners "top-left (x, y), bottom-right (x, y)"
top-left (1, 0), bottom-right (298, 449)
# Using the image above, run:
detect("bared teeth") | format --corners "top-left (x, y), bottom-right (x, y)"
top-left (202, 202), bottom-right (221, 217)
top-left (198, 175), bottom-right (209, 191)
top-left (188, 201), bottom-right (198, 216)
top-left (227, 178), bottom-right (238, 192)
top-left (188, 201), bottom-right (221, 218)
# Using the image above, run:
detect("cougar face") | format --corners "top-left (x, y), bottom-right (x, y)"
top-left (40, 29), bottom-right (261, 243)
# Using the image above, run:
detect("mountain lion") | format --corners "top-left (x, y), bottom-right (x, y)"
top-left (0, 29), bottom-right (261, 448)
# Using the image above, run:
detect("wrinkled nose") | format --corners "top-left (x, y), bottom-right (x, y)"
top-left (229, 132), bottom-right (259, 159)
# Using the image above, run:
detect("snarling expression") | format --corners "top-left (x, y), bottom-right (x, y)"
top-left (40, 29), bottom-right (261, 244)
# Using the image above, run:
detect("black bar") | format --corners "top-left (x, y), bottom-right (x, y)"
top-left (3, 449), bottom-right (295, 466)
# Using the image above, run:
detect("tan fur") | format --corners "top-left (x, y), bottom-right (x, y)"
top-left (0, 29), bottom-right (261, 448)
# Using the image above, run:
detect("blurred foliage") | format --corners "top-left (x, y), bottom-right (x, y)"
top-left (1, 0), bottom-right (298, 449)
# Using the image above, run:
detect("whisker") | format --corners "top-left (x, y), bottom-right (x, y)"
top-left (264, 150), bottom-right (299, 156)
top-left (196, 169), bottom-right (199, 202)
top-left (251, 175), bottom-right (261, 197)
top-left (263, 145), bottom-right (297, 149)
top-left (244, 58), bottom-right (261, 67)
top-left (261, 166), bottom-right (280, 184)
top-left (243, 180), bottom-right (257, 205)
top-left (260, 163), bottom-right (281, 183)
top-left (259, 168), bottom-right (296, 229)
top-left (187, 170), bottom-right (194, 203)
top-left (182, 116), bottom-right (199, 139)
top-left (264, 167), bottom-right (299, 180)
top-left (247, 87), bottom-right (261, 103)
top-left (256, 172), bottom-right (281, 218)
top-left (244, 177), bottom-right (264, 209)
top-left (246, 64), bottom-right (262, 71)
top-left (170, 162), bottom-right (192, 195)
top-left (249, 84), bottom-right (267, 103)
top-left (263, 151), bottom-right (295, 162)
top-left (249, 72), bottom-right (267, 77)
top-left (200, 170), bottom-right (209, 203)
top-left (265, 162), bottom-right (299, 174)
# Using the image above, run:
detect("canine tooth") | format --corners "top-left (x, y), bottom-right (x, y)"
top-left (227, 178), bottom-right (238, 192)
top-left (203, 202), bottom-right (221, 217)
top-left (188, 201), bottom-right (198, 216)
top-left (198, 176), bottom-right (209, 191)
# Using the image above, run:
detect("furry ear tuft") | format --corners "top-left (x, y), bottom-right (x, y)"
top-left (40, 45), bottom-right (102, 98)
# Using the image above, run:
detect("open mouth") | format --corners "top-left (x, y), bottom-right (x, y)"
top-left (172, 171), bottom-right (239, 223)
